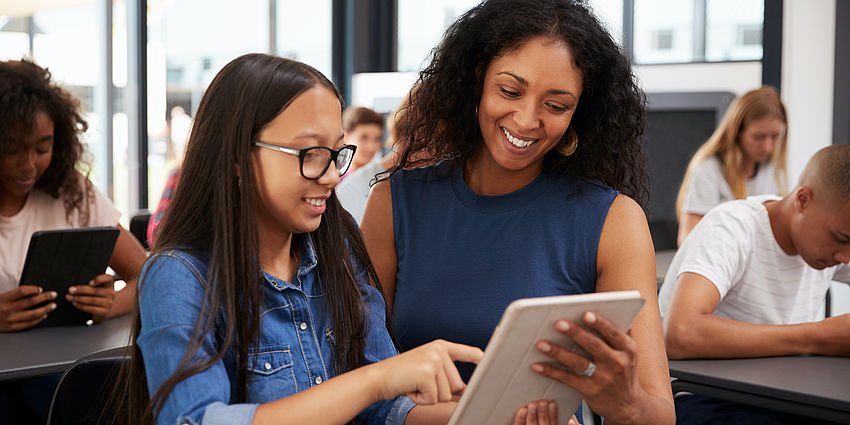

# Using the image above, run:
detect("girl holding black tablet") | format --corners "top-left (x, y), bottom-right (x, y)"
top-left (0, 59), bottom-right (146, 331)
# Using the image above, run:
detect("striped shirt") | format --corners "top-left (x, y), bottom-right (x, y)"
top-left (660, 195), bottom-right (850, 325)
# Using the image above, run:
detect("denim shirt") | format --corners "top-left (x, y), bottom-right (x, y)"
top-left (137, 236), bottom-right (415, 425)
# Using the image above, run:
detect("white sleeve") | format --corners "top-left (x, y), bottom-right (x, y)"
top-left (675, 209), bottom-right (750, 299)
top-left (682, 160), bottom-right (724, 215)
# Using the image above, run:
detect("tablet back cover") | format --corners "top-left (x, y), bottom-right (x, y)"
top-left (20, 227), bottom-right (119, 328)
top-left (447, 291), bottom-right (645, 425)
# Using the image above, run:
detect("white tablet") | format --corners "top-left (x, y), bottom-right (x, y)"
top-left (447, 290), bottom-right (646, 425)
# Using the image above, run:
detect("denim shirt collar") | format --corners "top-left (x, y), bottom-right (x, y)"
top-left (263, 234), bottom-right (318, 292)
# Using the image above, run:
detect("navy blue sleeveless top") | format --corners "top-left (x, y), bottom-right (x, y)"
top-left (390, 162), bottom-right (619, 381)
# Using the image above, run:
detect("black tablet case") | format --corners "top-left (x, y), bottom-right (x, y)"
top-left (20, 227), bottom-right (120, 328)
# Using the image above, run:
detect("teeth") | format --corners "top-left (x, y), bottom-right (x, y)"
top-left (306, 198), bottom-right (326, 206)
top-left (503, 128), bottom-right (536, 148)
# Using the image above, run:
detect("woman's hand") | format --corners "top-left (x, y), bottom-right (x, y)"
top-left (66, 273), bottom-right (116, 323)
top-left (511, 400), bottom-right (577, 425)
top-left (0, 286), bottom-right (56, 331)
top-left (531, 311), bottom-right (644, 425)
top-left (369, 339), bottom-right (483, 405)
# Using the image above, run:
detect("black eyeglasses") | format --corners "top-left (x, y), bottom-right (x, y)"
top-left (253, 141), bottom-right (357, 180)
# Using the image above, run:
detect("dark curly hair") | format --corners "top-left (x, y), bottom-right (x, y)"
top-left (393, 0), bottom-right (648, 204)
top-left (0, 59), bottom-right (94, 224)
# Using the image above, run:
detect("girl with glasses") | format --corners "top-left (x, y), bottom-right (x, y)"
top-left (112, 54), bottom-right (553, 425)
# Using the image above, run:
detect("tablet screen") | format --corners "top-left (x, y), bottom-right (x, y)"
top-left (448, 291), bottom-right (645, 425)
top-left (20, 227), bottom-right (120, 328)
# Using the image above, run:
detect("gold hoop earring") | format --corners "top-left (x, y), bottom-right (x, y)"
top-left (557, 128), bottom-right (578, 156)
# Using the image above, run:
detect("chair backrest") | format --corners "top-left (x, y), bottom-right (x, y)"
top-left (48, 347), bottom-right (130, 425)
top-left (129, 213), bottom-right (151, 250)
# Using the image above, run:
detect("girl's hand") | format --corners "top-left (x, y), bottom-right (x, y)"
top-left (66, 274), bottom-right (116, 322)
top-left (532, 311), bottom-right (643, 425)
top-left (370, 339), bottom-right (483, 405)
top-left (511, 400), bottom-right (573, 425)
top-left (0, 286), bottom-right (56, 332)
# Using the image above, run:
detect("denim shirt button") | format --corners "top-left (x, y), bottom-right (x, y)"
top-left (264, 362), bottom-right (272, 370)
top-left (314, 376), bottom-right (323, 384)
top-left (299, 322), bottom-right (308, 330)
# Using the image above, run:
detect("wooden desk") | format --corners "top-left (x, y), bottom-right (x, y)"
top-left (0, 314), bottom-right (131, 381)
top-left (670, 356), bottom-right (850, 424)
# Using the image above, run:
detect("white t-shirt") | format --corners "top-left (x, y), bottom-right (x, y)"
top-left (659, 195), bottom-right (850, 325)
top-left (682, 156), bottom-right (779, 215)
top-left (0, 178), bottom-right (121, 293)
top-left (337, 160), bottom-right (386, 225)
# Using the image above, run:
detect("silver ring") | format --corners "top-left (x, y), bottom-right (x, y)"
top-left (578, 360), bottom-right (596, 378)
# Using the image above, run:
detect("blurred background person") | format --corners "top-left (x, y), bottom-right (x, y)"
top-left (676, 86), bottom-right (789, 246)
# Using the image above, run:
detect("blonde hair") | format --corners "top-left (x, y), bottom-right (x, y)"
top-left (675, 86), bottom-right (789, 218)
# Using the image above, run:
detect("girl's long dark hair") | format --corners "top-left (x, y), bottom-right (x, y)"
top-left (109, 54), bottom-right (381, 424)
top-left (394, 0), bottom-right (649, 205)
top-left (0, 59), bottom-right (94, 223)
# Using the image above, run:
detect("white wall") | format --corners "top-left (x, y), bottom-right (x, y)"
top-left (781, 0), bottom-right (836, 183)
top-left (634, 61), bottom-right (762, 95)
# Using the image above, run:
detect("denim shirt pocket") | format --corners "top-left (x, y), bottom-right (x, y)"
top-left (247, 346), bottom-right (298, 401)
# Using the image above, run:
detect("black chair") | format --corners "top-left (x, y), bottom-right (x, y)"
top-left (47, 347), bottom-right (130, 425)
top-left (129, 212), bottom-right (151, 249)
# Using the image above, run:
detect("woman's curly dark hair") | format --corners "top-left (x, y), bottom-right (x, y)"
top-left (0, 59), bottom-right (93, 224)
top-left (393, 0), bottom-right (649, 205)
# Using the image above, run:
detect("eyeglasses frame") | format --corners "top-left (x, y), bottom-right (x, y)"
top-left (253, 141), bottom-right (357, 180)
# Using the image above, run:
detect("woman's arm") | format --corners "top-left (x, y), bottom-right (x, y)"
top-left (360, 180), bottom-right (398, 308)
top-left (591, 195), bottom-right (674, 424)
top-left (532, 195), bottom-right (675, 425)
top-left (67, 224), bottom-right (147, 321)
top-left (676, 212), bottom-right (703, 247)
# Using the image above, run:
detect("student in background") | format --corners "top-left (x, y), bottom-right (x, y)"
top-left (0, 59), bottom-right (146, 424)
top-left (660, 145), bottom-right (850, 425)
top-left (147, 106), bottom-right (192, 247)
top-left (0, 59), bottom-right (146, 330)
top-left (342, 106), bottom-right (384, 177)
top-left (337, 98), bottom-right (409, 224)
top-left (111, 54), bottom-right (554, 425)
top-left (676, 86), bottom-right (789, 246)
top-left (360, 0), bottom-right (675, 424)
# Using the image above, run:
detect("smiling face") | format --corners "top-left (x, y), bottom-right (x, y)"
top-left (0, 111), bottom-right (54, 215)
top-left (739, 117), bottom-right (784, 164)
top-left (251, 85), bottom-right (343, 236)
top-left (474, 36), bottom-right (583, 182)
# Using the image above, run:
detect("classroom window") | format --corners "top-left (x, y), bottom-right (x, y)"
top-left (396, 0), bottom-right (480, 72)
top-left (632, 0), bottom-right (764, 64)
top-left (706, 0), bottom-right (763, 61)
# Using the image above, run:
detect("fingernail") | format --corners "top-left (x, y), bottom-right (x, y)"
top-left (49, 291), bottom-right (57, 298)
top-left (50, 303), bottom-right (57, 311)
top-left (88, 280), bottom-right (94, 285)
top-left (537, 341), bottom-right (552, 353)
top-left (584, 311), bottom-right (597, 324)
top-left (66, 294), bottom-right (74, 301)
top-left (531, 363), bottom-right (545, 373)
top-left (556, 320), bottom-right (570, 332)
top-left (68, 286), bottom-right (77, 294)
top-left (529, 404), bottom-right (536, 414)
top-left (38, 287), bottom-right (43, 293)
